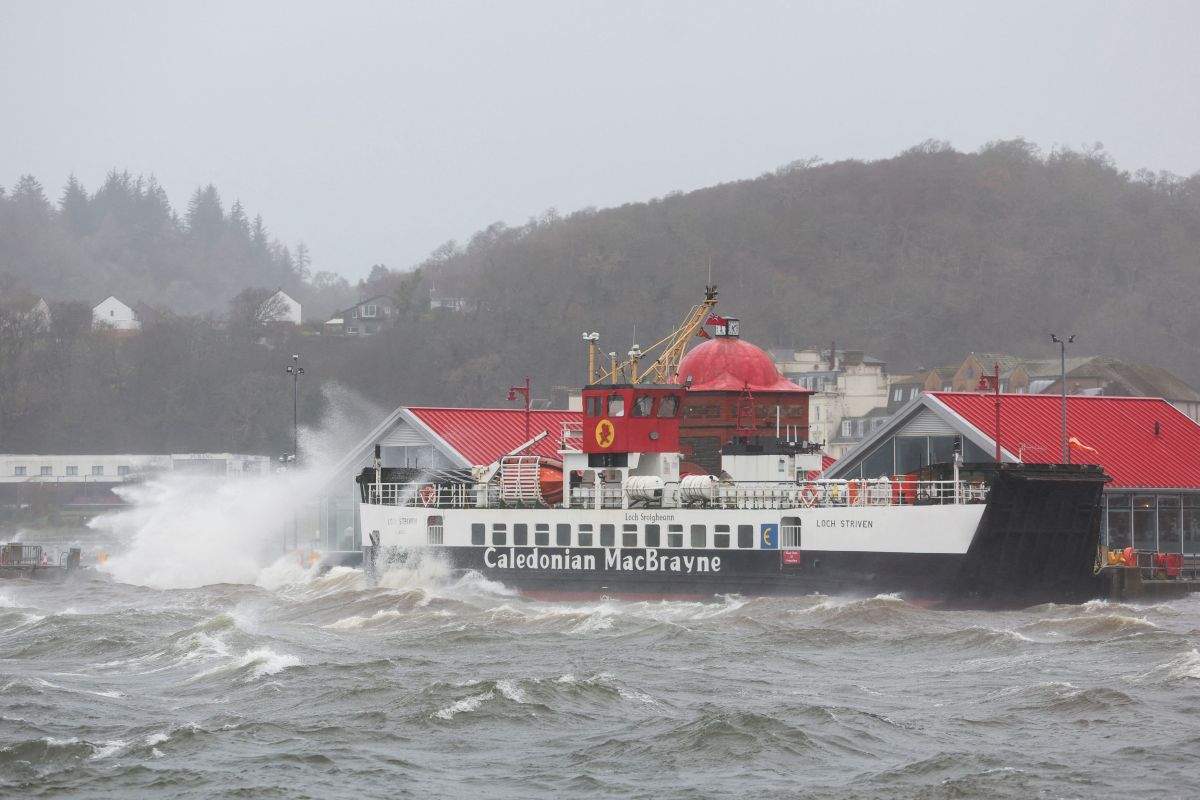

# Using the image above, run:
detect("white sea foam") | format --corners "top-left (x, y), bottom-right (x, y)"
top-left (495, 679), bottom-right (528, 703)
top-left (89, 385), bottom-right (384, 590)
top-left (1133, 649), bottom-right (1200, 683)
top-left (325, 609), bottom-right (406, 629)
top-left (188, 647), bottom-right (300, 683)
top-left (89, 739), bottom-right (127, 760)
top-left (434, 690), bottom-right (494, 720)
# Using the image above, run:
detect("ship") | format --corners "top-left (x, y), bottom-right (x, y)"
top-left (356, 288), bottom-right (1108, 606)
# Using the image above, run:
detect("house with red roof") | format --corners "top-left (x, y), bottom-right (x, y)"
top-left (824, 392), bottom-right (1200, 556)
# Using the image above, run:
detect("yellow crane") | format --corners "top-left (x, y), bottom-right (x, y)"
top-left (583, 285), bottom-right (719, 385)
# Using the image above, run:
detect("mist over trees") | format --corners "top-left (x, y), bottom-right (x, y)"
top-left (1, 140), bottom-right (1199, 455)
top-left (0, 171), bottom-right (355, 319)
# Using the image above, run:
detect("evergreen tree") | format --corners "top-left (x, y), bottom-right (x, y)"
top-left (185, 184), bottom-right (225, 245)
top-left (58, 174), bottom-right (91, 237)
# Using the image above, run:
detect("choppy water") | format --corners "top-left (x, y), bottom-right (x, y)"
top-left (4, 557), bottom-right (1200, 799)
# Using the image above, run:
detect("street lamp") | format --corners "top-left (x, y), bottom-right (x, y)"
top-left (1050, 334), bottom-right (1075, 464)
top-left (508, 375), bottom-right (531, 441)
top-left (285, 354), bottom-right (305, 465)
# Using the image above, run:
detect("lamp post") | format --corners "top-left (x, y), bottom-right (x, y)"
top-left (976, 361), bottom-right (1001, 464)
top-left (508, 375), bottom-right (531, 441)
top-left (285, 354), bottom-right (305, 465)
top-left (1050, 334), bottom-right (1075, 464)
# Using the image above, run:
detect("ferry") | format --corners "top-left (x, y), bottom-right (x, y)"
top-left (357, 289), bottom-right (1108, 606)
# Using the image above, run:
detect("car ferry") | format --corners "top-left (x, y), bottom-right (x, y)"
top-left (356, 290), bottom-right (1108, 606)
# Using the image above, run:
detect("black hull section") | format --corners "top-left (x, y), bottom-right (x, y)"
top-left (410, 547), bottom-right (964, 601)
top-left (949, 464), bottom-right (1108, 607)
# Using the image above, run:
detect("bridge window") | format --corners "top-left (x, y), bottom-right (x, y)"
top-left (632, 396), bottom-right (654, 417)
top-left (556, 524), bottom-right (571, 547)
top-left (535, 523), bottom-right (550, 547)
top-left (646, 524), bottom-right (661, 547)
top-left (667, 524), bottom-right (683, 548)
top-left (738, 525), bottom-right (754, 548)
top-left (622, 524), bottom-right (638, 547)
top-left (514, 523), bottom-right (528, 546)
top-left (578, 524), bottom-right (594, 547)
top-left (608, 394), bottom-right (625, 417)
top-left (714, 525), bottom-right (730, 548)
top-left (586, 396), bottom-right (601, 417)
top-left (690, 525), bottom-right (706, 548)
top-left (657, 395), bottom-right (679, 417)
top-left (471, 523), bottom-right (485, 545)
top-left (600, 524), bottom-right (615, 547)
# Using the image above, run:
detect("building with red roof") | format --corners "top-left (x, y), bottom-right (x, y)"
top-left (319, 406), bottom-right (581, 551)
top-left (825, 392), bottom-right (1200, 555)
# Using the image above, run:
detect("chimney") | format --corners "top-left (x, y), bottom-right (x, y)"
top-left (829, 340), bottom-right (836, 371)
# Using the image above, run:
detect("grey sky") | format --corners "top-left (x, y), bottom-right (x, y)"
top-left (3, 0), bottom-right (1198, 281)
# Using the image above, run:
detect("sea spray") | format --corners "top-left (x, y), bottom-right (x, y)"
top-left (87, 383), bottom-right (391, 590)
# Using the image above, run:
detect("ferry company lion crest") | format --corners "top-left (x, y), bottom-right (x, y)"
top-left (594, 419), bottom-right (615, 448)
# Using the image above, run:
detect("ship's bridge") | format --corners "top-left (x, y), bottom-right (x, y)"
top-left (580, 384), bottom-right (684, 458)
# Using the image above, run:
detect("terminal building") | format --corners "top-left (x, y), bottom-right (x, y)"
top-left (823, 392), bottom-right (1200, 554)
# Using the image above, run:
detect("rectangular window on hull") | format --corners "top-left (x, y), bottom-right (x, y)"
top-left (738, 525), bottom-right (754, 548)
top-left (556, 524), bottom-right (571, 547)
top-left (690, 525), bottom-right (706, 548)
top-left (492, 524), bottom-right (507, 546)
top-left (535, 524), bottom-right (549, 547)
top-left (514, 524), bottom-right (528, 546)
top-left (600, 524), bottom-right (615, 547)
top-left (668, 524), bottom-right (683, 549)
top-left (471, 523), bottom-right (485, 546)
top-left (578, 524), bottom-right (594, 547)
top-left (645, 524), bottom-right (661, 548)
top-left (714, 524), bottom-right (730, 548)
top-left (622, 524), bottom-right (638, 548)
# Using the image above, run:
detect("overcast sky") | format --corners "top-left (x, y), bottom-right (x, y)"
top-left (3, 0), bottom-right (1198, 280)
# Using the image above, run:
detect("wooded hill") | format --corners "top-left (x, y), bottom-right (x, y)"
top-left (0, 171), bottom-right (356, 319)
top-left (1, 140), bottom-right (1199, 455)
top-left (421, 139), bottom-right (1200, 389)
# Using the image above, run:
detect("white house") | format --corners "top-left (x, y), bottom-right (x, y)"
top-left (92, 296), bottom-right (141, 331)
top-left (262, 289), bottom-right (302, 325)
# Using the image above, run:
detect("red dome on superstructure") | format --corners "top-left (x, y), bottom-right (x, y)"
top-left (674, 336), bottom-right (806, 392)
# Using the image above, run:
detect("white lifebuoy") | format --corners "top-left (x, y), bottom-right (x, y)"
top-left (800, 484), bottom-right (818, 507)
top-left (419, 485), bottom-right (436, 506)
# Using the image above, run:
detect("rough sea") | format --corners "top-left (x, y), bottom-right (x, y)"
top-left (3, 475), bottom-right (1200, 799)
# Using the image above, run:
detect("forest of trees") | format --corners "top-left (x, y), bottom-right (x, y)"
top-left (0, 171), bottom-right (357, 320)
top-left (2, 140), bottom-right (1199, 455)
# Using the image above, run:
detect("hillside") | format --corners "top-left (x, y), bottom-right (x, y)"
top-left (0, 171), bottom-right (355, 318)
top-left (3, 140), bottom-right (1200, 455)
top-left (418, 139), bottom-right (1200, 387)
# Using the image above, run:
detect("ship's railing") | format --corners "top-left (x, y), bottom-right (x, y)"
top-left (364, 478), bottom-right (985, 510)
top-left (561, 421), bottom-right (583, 453)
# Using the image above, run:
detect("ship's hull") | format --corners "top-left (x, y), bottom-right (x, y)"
top-left (377, 544), bottom-right (965, 602)
top-left (357, 465), bottom-right (1110, 607)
